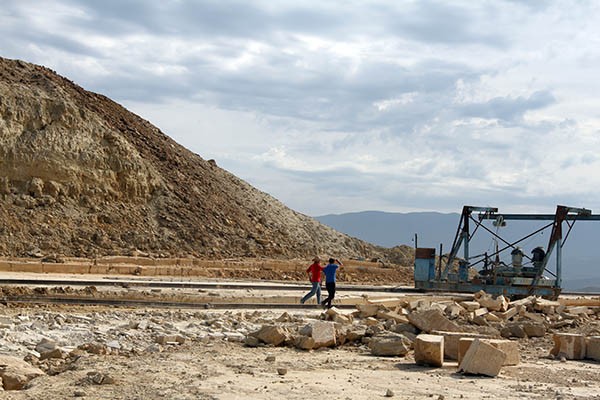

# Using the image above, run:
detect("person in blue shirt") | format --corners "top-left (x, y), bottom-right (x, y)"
top-left (321, 258), bottom-right (343, 309)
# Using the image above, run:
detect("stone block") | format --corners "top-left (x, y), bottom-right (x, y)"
top-left (35, 338), bottom-right (57, 354)
top-left (155, 335), bottom-right (186, 345)
top-left (476, 294), bottom-right (509, 312)
top-left (252, 325), bottom-right (288, 346)
top-left (495, 307), bottom-right (518, 320)
top-left (533, 298), bottom-right (560, 314)
top-left (521, 322), bottom-right (546, 337)
top-left (484, 313), bottom-right (502, 323)
top-left (521, 312), bottom-right (545, 324)
top-left (0, 355), bottom-right (45, 390)
top-left (565, 306), bottom-right (591, 315)
top-left (459, 301), bottom-right (481, 312)
top-left (356, 303), bottom-right (380, 318)
top-left (346, 328), bottom-right (366, 343)
top-left (459, 339), bottom-right (519, 366)
top-left (414, 334), bottom-right (444, 367)
top-left (445, 303), bottom-right (465, 319)
top-left (473, 307), bottom-right (489, 317)
top-left (509, 296), bottom-right (535, 308)
top-left (325, 307), bottom-right (353, 324)
top-left (550, 333), bottom-right (586, 360)
top-left (458, 339), bottom-right (506, 377)
top-left (432, 330), bottom-right (493, 360)
top-left (311, 321), bottom-right (336, 348)
top-left (377, 309), bottom-right (409, 324)
top-left (294, 335), bottom-right (315, 350)
top-left (408, 309), bottom-right (461, 333)
top-left (586, 336), bottom-right (600, 361)
top-left (487, 339), bottom-right (520, 366)
top-left (500, 323), bottom-right (526, 339)
top-left (369, 333), bottom-right (410, 356)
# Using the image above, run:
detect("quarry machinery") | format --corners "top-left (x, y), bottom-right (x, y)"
top-left (413, 205), bottom-right (600, 299)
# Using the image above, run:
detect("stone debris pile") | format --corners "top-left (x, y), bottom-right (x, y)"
top-left (245, 290), bottom-right (600, 378)
top-left (0, 290), bottom-right (598, 391)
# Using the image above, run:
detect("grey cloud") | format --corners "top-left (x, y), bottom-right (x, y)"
top-left (382, 1), bottom-right (508, 47)
top-left (457, 91), bottom-right (556, 122)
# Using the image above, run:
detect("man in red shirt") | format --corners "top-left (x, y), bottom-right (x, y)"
top-left (300, 257), bottom-right (323, 304)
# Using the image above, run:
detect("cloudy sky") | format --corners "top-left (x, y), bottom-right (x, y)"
top-left (2, 0), bottom-right (600, 216)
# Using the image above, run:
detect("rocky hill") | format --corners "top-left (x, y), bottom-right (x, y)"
top-left (0, 56), bottom-right (410, 261)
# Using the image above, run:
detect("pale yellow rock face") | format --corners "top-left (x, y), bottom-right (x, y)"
top-left (0, 57), bottom-right (391, 261)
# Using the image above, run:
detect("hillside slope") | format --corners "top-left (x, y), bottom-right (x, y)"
top-left (0, 57), bottom-right (391, 260)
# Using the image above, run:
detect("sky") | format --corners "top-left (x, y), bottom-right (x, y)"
top-left (2, 0), bottom-right (600, 216)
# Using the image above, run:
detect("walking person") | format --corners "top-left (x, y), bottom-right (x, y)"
top-left (321, 258), bottom-right (343, 309)
top-left (300, 257), bottom-right (323, 304)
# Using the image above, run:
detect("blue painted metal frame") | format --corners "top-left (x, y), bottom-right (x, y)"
top-left (414, 205), bottom-right (596, 300)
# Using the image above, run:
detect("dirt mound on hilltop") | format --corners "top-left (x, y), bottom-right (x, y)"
top-left (0, 57), bottom-right (408, 263)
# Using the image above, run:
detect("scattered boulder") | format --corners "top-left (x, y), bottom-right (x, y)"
top-left (35, 338), bottom-right (57, 354)
top-left (0, 355), bottom-right (45, 390)
top-left (251, 325), bottom-right (289, 346)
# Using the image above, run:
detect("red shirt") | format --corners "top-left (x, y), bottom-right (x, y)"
top-left (306, 262), bottom-right (323, 282)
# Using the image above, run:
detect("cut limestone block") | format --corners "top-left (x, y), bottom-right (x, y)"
top-left (586, 336), bottom-right (600, 361)
top-left (495, 307), bottom-right (518, 321)
top-left (550, 333), bottom-right (586, 360)
top-left (432, 330), bottom-right (493, 360)
top-left (458, 338), bottom-right (519, 366)
top-left (356, 304), bottom-right (381, 318)
top-left (458, 339), bottom-right (506, 377)
top-left (459, 301), bottom-right (481, 312)
top-left (369, 333), bottom-right (410, 356)
top-left (565, 306), bottom-right (591, 315)
top-left (476, 294), bottom-right (509, 312)
top-left (414, 334), bottom-right (444, 367)
top-left (509, 296), bottom-right (535, 308)
top-left (377, 309), bottom-right (409, 324)
top-left (484, 313), bottom-right (502, 323)
top-left (408, 309), bottom-right (462, 333)
top-left (521, 322), bottom-right (546, 338)
top-left (445, 303), bottom-right (465, 319)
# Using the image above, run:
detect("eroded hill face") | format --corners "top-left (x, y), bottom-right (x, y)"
top-left (0, 56), bottom-right (396, 260)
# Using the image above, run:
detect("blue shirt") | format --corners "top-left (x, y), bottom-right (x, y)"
top-left (323, 263), bottom-right (339, 283)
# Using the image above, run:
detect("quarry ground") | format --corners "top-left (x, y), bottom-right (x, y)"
top-left (0, 258), bottom-right (599, 400)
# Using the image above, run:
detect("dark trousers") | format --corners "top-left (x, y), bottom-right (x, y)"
top-left (322, 282), bottom-right (336, 308)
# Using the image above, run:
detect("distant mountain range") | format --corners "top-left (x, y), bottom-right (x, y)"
top-left (316, 210), bottom-right (600, 291)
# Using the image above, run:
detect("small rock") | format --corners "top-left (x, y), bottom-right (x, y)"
top-left (74, 390), bottom-right (86, 397)
top-left (277, 368), bottom-right (287, 376)
top-left (265, 355), bottom-right (276, 362)
top-left (385, 388), bottom-right (395, 397)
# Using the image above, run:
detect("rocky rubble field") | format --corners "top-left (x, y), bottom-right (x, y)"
top-left (0, 290), bottom-right (599, 399)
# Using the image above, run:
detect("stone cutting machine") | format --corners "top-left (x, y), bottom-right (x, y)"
top-left (414, 205), bottom-right (600, 299)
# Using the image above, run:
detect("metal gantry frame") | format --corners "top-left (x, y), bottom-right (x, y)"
top-left (420, 205), bottom-right (600, 299)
